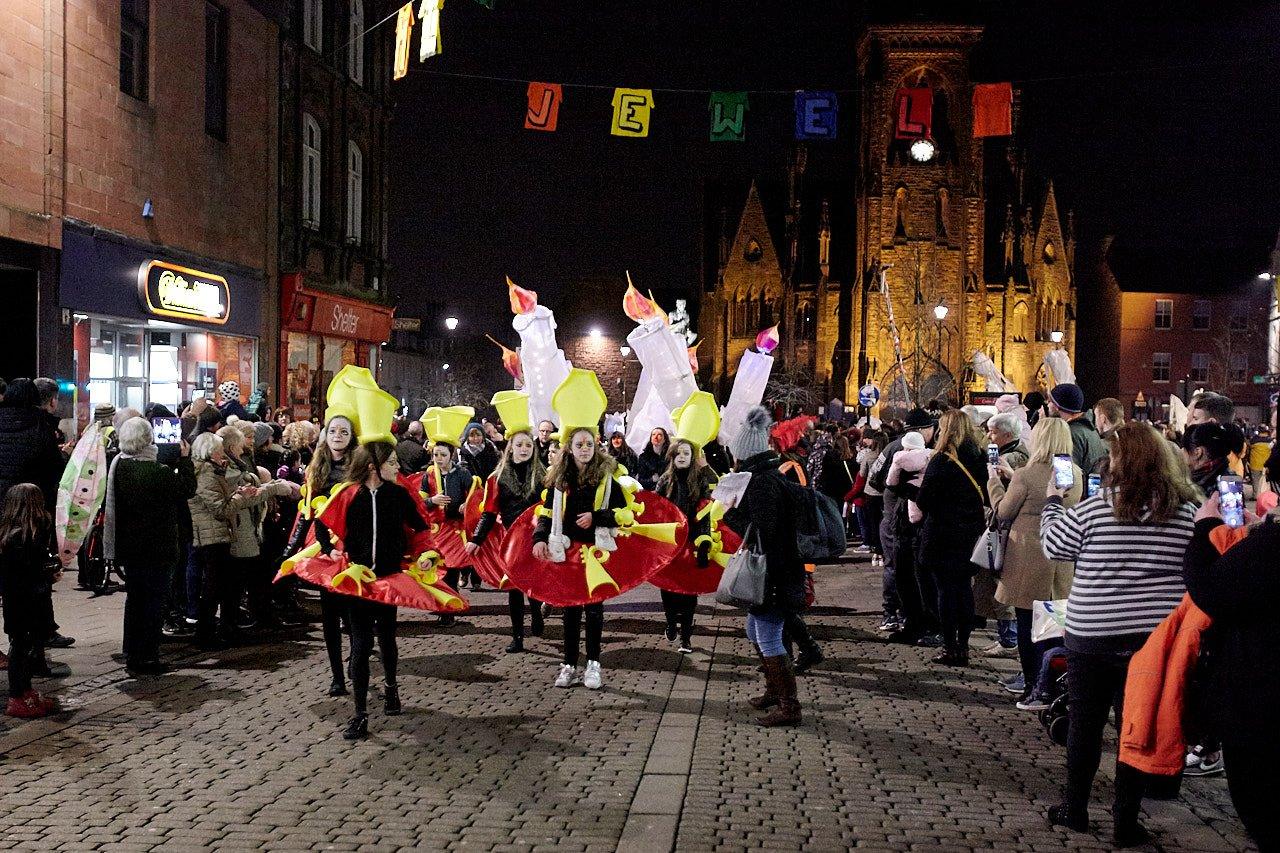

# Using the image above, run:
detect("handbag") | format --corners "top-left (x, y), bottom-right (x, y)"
top-left (714, 524), bottom-right (767, 608)
top-left (969, 509), bottom-right (1006, 574)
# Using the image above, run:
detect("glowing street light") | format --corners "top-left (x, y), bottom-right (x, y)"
top-left (1050, 330), bottom-right (1064, 344)
top-left (1260, 272), bottom-right (1274, 281)
top-left (933, 303), bottom-right (949, 321)
top-left (619, 345), bottom-right (631, 357)
top-left (445, 316), bottom-right (459, 330)
top-left (589, 327), bottom-right (603, 339)
top-left (442, 363), bottom-right (450, 371)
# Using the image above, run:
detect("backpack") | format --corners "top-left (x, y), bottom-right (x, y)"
top-left (781, 478), bottom-right (847, 562)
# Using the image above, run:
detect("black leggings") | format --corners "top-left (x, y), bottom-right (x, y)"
top-left (562, 603), bottom-right (603, 666)
top-left (194, 544), bottom-right (236, 643)
top-left (1223, 733), bottom-right (1280, 851)
top-left (933, 565), bottom-right (975, 649)
top-left (660, 591), bottom-right (697, 645)
top-left (320, 590), bottom-right (347, 685)
top-left (6, 628), bottom-right (37, 698)
top-left (348, 599), bottom-right (398, 716)
top-left (1064, 650), bottom-right (1145, 826)
top-left (507, 590), bottom-right (543, 638)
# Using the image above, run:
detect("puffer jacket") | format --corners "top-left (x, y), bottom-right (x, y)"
top-left (189, 461), bottom-right (282, 547)
top-left (223, 458), bottom-right (293, 558)
top-left (0, 405), bottom-right (65, 510)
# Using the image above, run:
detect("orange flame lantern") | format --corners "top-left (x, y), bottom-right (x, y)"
top-left (486, 334), bottom-right (524, 384)
top-left (507, 276), bottom-right (539, 315)
top-left (755, 324), bottom-right (780, 354)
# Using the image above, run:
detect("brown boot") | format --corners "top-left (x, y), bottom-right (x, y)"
top-left (759, 656), bottom-right (801, 727)
top-left (748, 652), bottom-right (779, 710)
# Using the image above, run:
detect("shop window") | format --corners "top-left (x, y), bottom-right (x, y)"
top-left (1154, 299), bottom-right (1172, 329)
top-left (204, 2), bottom-right (228, 141)
top-left (348, 1), bottom-right (365, 84)
top-left (1192, 300), bottom-right (1211, 331)
top-left (1152, 352), bottom-right (1170, 382)
top-left (303, 114), bottom-right (322, 229)
top-left (303, 0), bottom-right (323, 51)
top-left (120, 0), bottom-right (149, 101)
top-left (346, 141), bottom-right (363, 243)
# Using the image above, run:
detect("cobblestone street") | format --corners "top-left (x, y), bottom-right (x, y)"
top-left (0, 558), bottom-right (1254, 852)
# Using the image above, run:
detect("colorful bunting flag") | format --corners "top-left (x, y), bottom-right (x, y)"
top-left (794, 91), bottom-right (837, 140)
top-left (525, 82), bottom-right (562, 131)
top-left (393, 3), bottom-right (415, 80)
top-left (894, 87), bottom-right (932, 139)
top-left (417, 0), bottom-right (444, 62)
top-left (708, 91), bottom-right (748, 141)
top-left (973, 82), bottom-right (1012, 138)
top-left (611, 88), bottom-right (654, 138)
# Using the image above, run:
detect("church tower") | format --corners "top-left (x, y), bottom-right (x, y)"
top-left (850, 24), bottom-right (987, 406)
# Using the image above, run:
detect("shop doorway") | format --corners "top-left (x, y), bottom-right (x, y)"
top-left (0, 268), bottom-right (39, 379)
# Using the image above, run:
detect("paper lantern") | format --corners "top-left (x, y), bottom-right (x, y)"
top-left (508, 277), bottom-right (572, 427)
top-left (718, 347), bottom-right (775, 450)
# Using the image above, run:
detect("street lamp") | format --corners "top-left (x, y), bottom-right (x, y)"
top-left (933, 303), bottom-right (949, 322)
top-left (442, 363), bottom-right (450, 371)
top-left (933, 303), bottom-right (948, 369)
top-left (444, 316), bottom-right (459, 331)
top-left (1259, 272), bottom-right (1273, 281)
top-left (589, 327), bottom-right (602, 339)
top-left (1050, 329), bottom-right (1064, 344)
top-left (619, 345), bottom-right (631, 357)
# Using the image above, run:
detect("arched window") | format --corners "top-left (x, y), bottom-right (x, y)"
top-left (935, 188), bottom-right (949, 240)
top-left (345, 140), bottom-right (363, 243)
top-left (730, 300), bottom-right (747, 338)
top-left (1013, 301), bottom-right (1029, 343)
top-left (302, 114), bottom-right (322, 229)
top-left (347, 2), bottom-right (365, 84)
top-left (746, 298), bottom-right (760, 332)
top-left (302, 0), bottom-right (323, 51)
top-left (797, 300), bottom-right (816, 340)
top-left (893, 186), bottom-right (908, 239)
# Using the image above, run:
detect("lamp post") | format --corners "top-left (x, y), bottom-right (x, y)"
top-left (1050, 329), bottom-right (1064, 345)
top-left (444, 316), bottom-right (459, 331)
top-left (933, 302), bottom-right (949, 368)
top-left (618, 344), bottom-right (633, 411)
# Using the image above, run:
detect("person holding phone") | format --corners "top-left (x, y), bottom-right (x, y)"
top-left (1039, 422), bottom-right (1197, 846)
top-left (1181, 422), bottom-right (1243, 500)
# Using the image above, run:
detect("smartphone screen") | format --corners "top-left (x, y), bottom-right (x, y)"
top-left (192, 390), bottom-right (206, 400)
top-left (1086, 473), bottom-right (1101, 498)
top-left (1052, 454), bottom-right (1074, 489)
top-left (152, 417), bottom-right (182, 445)
top-left (1218, 476), bottom-right (1245, 529)
top-left (987, 443), bottom-right (1000, 465)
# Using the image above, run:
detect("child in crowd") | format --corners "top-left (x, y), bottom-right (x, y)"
top-left (0, 484), bottom-right (60, 718)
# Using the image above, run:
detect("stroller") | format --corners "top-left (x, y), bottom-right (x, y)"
top-left (75, 505), bottom-right (126, 596)
top-left (1037, 653), bottom-right (1070, 746)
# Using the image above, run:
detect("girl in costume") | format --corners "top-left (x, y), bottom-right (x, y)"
top-left (319, 441), bottom-right (428, 740)
top-left (505, 370), bottom-right (687, 690)
top-left (417, 406), bottom-right (481, 626)
top-left (465, 391), bottom-right (546, 653)
top-left (652, 392), bottom-right (725, 654)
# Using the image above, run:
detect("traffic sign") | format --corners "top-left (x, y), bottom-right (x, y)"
top-left (858, 384), bottom-right (880, 407)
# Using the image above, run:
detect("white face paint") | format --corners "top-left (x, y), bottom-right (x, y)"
top-left (432, 444), bottom-right (454, 469)
top-left (327, 418), bottom-right (353, 456)
top-left (570, 430), bottom-right (596, 467)
top-left (510, 433), bottom-right (535, 464)
top-left (673, 443), bottom-right (693, 470)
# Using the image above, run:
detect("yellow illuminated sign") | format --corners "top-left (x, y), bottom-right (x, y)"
top-left (138, 260), bottom-right (230, 324)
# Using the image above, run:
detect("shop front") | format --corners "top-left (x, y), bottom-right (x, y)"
top-left (279, 273), bottom-right (394, 421)
top-left (60, 223), bottom-right (264, 423)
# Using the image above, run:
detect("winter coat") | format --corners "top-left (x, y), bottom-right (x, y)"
top-left (1119, 594), bottom-right (1212, 776)
top-left (188, 461), bottom-right (280, 548)
top-left (0, 405), bottom-right (65, 511)
top-left (460, 440), bottom-right (500, 481)
top-left (111, 457), bottom-right (197, 570)
top-left (0, 525), bottom-right (55, 634)
top-left (635, 445), bottom-right (670, 491)
top-left (472, 460), bottom-right (543, 544)
top-left (723, 451), bottom-right (806, 616)
top-left (914, 442), bottom-right (988, 574)
top-left (657, 465), bottom-right (718, 546)
top-left (997, 438), bottom-right (1031, 471)
top-left (987, 459), bottom-right (1081, 609)
top-left (816, 446), bottom-right (854, 504)
top-left (1183, 517), bottom-right (1280, 764)
top-left (532, 465), bottom-right (627, 546)
top-left (1067, 416), bottom-right (1107, 475)
top-left (217, 399), bottom-right (249, 421)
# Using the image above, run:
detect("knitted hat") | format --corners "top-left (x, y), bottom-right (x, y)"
top-left (93, 404), bottom-right (117, 423)
top-left (903, 407), bottom-right (935, 430)
top-left (251, 421), bottom-right (274, 448)
top-left (218, 380), bottom-right (241, 402)
top-left (729, 406), bottom-right (773, 460)
top-left (901, 431), bottom-right (926, 450)
top-left (1050, 383), bottom-right (1085, 414)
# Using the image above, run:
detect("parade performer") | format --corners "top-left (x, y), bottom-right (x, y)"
top-left (651, 392), bottom-right (738, 654)
top-left (416, 405), bottom-right (481, 626)
top-left (503, 369), bottom-right (688, 690)
top-left (464, 390), bottom-right (546, 653)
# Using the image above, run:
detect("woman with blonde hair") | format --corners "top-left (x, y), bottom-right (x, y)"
top-left (987, 417), bottom-right (1082, 703)
top-left (913, 409), bottom-right (988, 666)
top-left (1040, 421), bottom-right (1197, 845)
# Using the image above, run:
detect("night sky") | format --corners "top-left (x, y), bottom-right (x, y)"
top-left (387, 1), bottom-right (1280, 338)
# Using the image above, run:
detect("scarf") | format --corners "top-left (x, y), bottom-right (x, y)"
top-left (103, 444), bottom-right (159, 563)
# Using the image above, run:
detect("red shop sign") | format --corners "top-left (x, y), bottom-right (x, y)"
top-left (309, 294), bottom-right (393, 343)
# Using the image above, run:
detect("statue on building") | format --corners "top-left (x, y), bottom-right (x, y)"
top-left (669, 298), bottom-right (698, 346)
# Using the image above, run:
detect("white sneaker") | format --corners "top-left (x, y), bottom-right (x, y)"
top-left (554, 664), bottom-right (580, 688)
top-left (582, 660), bottom-right (603, 690)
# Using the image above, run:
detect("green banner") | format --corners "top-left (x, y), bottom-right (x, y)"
top-left (709, 91), bottom-right (748, 141)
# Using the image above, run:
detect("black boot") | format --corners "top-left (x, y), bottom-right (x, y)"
top-left (328, 679), bottom-right (348, 697)
top-left (505, 636), bottom-right (524, 653)
top-left (384, 685), bottom-right (401, 716)
top-left (342, 715), bottom-right (369, 740)
top-left (794, 641), bottom-right (824, 674)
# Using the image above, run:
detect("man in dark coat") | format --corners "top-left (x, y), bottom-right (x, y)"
top-left (0, 379), bottom-right (65, 512)
top-left (396, 420), bottom-right (429, 475)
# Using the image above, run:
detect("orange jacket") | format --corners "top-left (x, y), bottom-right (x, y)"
top-left (1119, 594), bottom-right (1211, 775)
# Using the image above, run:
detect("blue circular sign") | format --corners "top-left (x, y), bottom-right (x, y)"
top-left (858, 384), bottom-right (880, 407)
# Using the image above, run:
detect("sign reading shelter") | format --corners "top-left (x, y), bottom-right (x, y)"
top-left (310, 294), bottom-right (393, 343)
top-left (138, 260), bottom-right (230, 324)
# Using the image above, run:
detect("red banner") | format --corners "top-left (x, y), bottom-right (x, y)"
top-left (894, 87), bottom-right (933, 140)
top-left (973, 82), bottom-right (1013, 138)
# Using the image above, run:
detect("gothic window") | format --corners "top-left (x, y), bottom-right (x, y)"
top-left (730, 300), bottom-right (747, 338)
top-left (1013, 301), bottom-right (1029, 343)
top-left (935, 188), bottom-right (949, 240)
top-left (1043, 241), bottom-right (1057, 264)
top-left (893, 186), bottom-right (908, 239)
top-left (746, 299), bottom-right (760, 331)
top-left (743, 238), bottom-right (763, 262)
top-left (985, 304), bottom-right (995, 323)
top-left (759, 298), bottom-right (773, 330)
top-left (797, 301), bottom-right (816, 340)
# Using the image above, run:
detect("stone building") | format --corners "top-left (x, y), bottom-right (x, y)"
top-left (700, 22), bottom-right (1077, 410)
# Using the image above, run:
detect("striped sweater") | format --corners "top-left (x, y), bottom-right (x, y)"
top-left (1040, 494), bottom-right (1196, 653)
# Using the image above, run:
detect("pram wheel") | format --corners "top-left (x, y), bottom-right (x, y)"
top-left (1048, 713), bottom-right (1069, 747)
